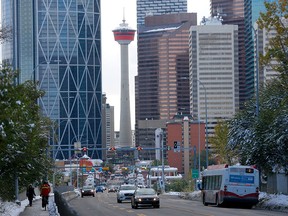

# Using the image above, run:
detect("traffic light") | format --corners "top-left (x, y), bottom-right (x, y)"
top-left (174, 141), bottom-right (178, 149)
top-left (82, 147), bottom-right (88, 152)
top-left (109, 147), bottom-right (116, 151)
top-left (167, 146), bottom-right (171, 150)
top-left (136, 146), bottom-right (143, 151)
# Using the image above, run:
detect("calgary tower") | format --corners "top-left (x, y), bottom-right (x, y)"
top-left (112, 18), bottom-right (136, 148)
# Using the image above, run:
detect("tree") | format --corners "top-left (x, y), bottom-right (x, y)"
top-left (228, 0), bottom-right (288, 176)
top-left (228, 79), bottom-right (288, 175)
top-left (209, 121), bottom-right (236, 165)
top-left (257, 0), bottom-right (288, 84)
top-left (0, 65), bottom-right (53, 201)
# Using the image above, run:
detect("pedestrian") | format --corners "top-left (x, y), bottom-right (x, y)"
top-left (26, 184), bottom-right (36, 207)
top-left (40, 181), bottom-right (51, 208)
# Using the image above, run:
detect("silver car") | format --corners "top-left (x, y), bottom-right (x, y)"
top-left (117, 184), bottom-right (137, 203)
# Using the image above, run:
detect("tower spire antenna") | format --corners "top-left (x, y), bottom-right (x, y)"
top-left (123, 7), bottom-right (126, 24)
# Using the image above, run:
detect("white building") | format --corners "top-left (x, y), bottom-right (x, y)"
top-left (189, 17), bottom-right (239, 137)
top-left (148, 166), bottom-right (182, 183)
top-left (255, 23), bottom-right (279, 85)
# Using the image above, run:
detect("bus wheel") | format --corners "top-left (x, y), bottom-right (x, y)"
top-left (203, 194), bottom-right (208, 206)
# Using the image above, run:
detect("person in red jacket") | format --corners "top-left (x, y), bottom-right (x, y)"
top-left (40, 181), bottom-right (51, 208)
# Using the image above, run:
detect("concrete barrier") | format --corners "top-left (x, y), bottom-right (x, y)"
top-left (62, 191), bottom-right (79, 201)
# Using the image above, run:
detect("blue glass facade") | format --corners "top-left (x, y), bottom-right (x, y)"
top-left (1, 0), bottom-right (102, 160)
top-left (244, 0), bottom-right (274, 100)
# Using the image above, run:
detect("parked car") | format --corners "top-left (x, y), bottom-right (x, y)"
top-left (117, 184), bottom-right (137, 203)
top-left (81, 186), bottom-right (95, 197)
top-left (131, 188), bottom-right (160, 209)
top-left (96, 186), bottom-right (104, 193)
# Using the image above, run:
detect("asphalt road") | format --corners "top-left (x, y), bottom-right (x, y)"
top-left (69, 191), bottom-right (288, 216)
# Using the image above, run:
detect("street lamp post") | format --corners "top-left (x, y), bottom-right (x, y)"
top-left (197, 79), bottom-right (208, 168)
top-left (252, 26), bottom-right (259, 117)
top-left (160, 129), bottom-right (165, 193)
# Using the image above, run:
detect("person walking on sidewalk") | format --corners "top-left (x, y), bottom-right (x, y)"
top-left (26, 184), bottom-right (36, 207)
top-left (40, 181), bottom-right (51, 208)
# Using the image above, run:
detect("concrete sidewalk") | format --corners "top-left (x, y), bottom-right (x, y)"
top-left (19, 195), bottom-right (56, 216)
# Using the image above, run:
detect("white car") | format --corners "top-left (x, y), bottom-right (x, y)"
top-left (117, 184), bottom-right (137, 203)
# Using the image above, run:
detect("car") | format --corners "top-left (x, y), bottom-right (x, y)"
top-left (96, 186), bottom-right (104, 193)
top-left (108, 185), bottom-right (118, 193)
top-left (81, 186), bottom-right (95, 197)
top-left (99, 185), bottom-right (106, 191)
top-left (131, 188), bottom-right (160, 209)
top-left (117, 184), bottom-right (137, 203)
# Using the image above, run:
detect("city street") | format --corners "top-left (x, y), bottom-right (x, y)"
top-left (69, 191), bottom-right (288, 216)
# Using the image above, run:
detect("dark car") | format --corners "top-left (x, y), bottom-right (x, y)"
top-left (81, 186), bottom-right (95, 197)
top-left (96, 186), bottom-right (104, 193)
top-left (108, 185), bottom-right (118, 193)
top-left (131, 188), bottom-right (160, 209)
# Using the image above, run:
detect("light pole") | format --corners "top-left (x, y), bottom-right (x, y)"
top-left (252, 25), bottom-right (259, 117)
top-left (198, 116), bottom-right (201, 177)
top-left (197, 79), bottom-right (208, 168)
top-left (160, 129), bottom-right (165, 193)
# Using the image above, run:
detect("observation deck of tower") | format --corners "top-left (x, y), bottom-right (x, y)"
top-left (112, 19), bottom-right (136, 148)
top-left (113, 19), bottom-right (136, 44)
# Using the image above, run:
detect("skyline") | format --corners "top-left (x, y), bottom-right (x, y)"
top-left (101, 0), bottom-right (210, 131)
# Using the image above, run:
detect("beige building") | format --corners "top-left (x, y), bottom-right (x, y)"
top-left (189, 18), bottom-right (240, 138)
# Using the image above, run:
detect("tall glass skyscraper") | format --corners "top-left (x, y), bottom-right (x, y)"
top-left (244, 0), bottom-right (274, 101)
top-left (1, 0), bottom-right (102, 160)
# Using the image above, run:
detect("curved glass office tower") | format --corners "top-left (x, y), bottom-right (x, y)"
top-left (1, 0), bottom-right (102, 160)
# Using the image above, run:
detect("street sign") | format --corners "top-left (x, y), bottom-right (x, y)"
top-left (192, 169), bottom-right (199, 179)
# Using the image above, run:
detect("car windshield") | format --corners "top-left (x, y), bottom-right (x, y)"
top-left (120, 185), bottom-right (136, 190)
top-left (83, 186), bottom-right (93, 190)
top-left (136, 188), bottom-right (156, 195)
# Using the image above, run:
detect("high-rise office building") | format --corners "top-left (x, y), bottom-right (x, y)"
top-left (210, 0), bottom-right (246, 108)
top-left (1, 0), bottom-right (102, 160)
top-left (135, 13), bottom-right (197, 160)
top-left (137, 0), bottom-right (187, 27)
top-left (102, 94), bottom-right (115, 161)
top-left (256, 24), bottom-right (279, 84)
top-left (244, 0), bottom-right (274, 101)
top-left (189, 18), bottom-right (239, 136)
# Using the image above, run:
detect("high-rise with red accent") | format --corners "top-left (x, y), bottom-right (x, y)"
top-left (112, 20), bottom-right (136, 148)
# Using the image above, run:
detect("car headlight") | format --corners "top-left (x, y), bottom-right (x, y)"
top-left (153, 197), bottom-right (159, 201)
top-left (136, 198), bottom-right (142, 202)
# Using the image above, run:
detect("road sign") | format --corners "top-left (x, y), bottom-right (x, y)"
top-left (192, 169), bottom-right (199, 179)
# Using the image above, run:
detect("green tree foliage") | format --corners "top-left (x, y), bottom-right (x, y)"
top-left (165, 179), bottom-right (189, 192)
top-left (0, 65), bottom-right (53, 201)
top-left (209, 121), bottom-right (236, 165)
top-left (258, 0), bottom-right (288, 84)
top-left (228, 0), bottom-right (288, 176)
top-left (229, 79), bottom-right (288, 175)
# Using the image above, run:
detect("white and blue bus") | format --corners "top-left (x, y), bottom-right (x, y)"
top-left (200, 164), bottom-right (259, 208)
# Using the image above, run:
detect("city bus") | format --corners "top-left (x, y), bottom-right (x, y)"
top-left (200, 164), bottom-right (259, 208)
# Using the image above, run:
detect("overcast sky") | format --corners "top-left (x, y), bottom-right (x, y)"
top-left (101, 0), bottom-right (210, 131)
